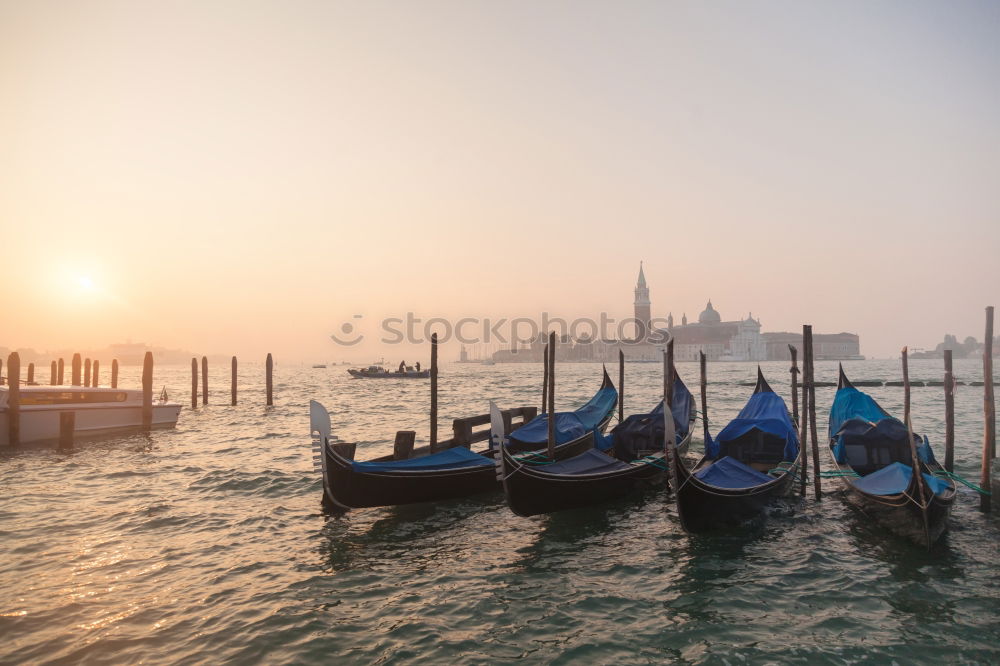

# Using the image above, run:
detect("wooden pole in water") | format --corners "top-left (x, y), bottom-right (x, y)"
top-left (981, 306), bottom-right (995, 512)
top-left (201, 356), bottom-right (208, 405)
top-left (6, 353), bottom-right (20, 446)
top-left (26, 363), bottom-right (34, 385)
top-left (191, 357), bottom-right (198, 409)
top-left (618, 349), bottom-right (625, 422)
top-left (71, 354), bottom-right (81, 386)
top-left (141, 352), bottom-right (153, 430)
top-left (547, 332), bottom-right (555, 460)
top-left (0, 358), bottom-right (3, 385)
top-left (789, 345), bottom-right (799, 426)
top-left (58, 358), bottom-right (65, 385)
top-left (84, 358), bottom-right (91, 387)
top-left (59, 411), bottom-right (75, 449)
top-left (798, 326), bottom-right (810, 497)
top-left (806, 325), bottom-right (821, 500)
top-left (541, 344), bottom-right (549, 414)
top-left (50, 360), bottom-right (57, 385)
top-left (231, 356), bottom-right (237, 405)
top-left (699, 351), bottom-right (709, 449)
top-left (944, 349), bottom-right (955, 473)
top-left (430, 332), bottom-right (438, 451)
top-left (666, 339), bottom-right (675, 426)
top-left (902, 347), bottom-right (931, 546)
top-left (92, 360), bottom-right (99, 387)
top-left (266, 353), bottom-right (273, 406)
top-left (111, 360), bottom-right (118, 389)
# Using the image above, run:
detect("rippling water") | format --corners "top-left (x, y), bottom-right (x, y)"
top-left (1, 359), bottom-right (998, 663)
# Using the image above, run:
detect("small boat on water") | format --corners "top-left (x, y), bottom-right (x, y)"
top-left (497, 369), bottom-right (695, 517)
top-left (312, 364), bottom-right (327, 369)
top-left (828, 366), bottom-right (956, 548)
top-left (672, 368), bottom-right (800, 533)
top-left (0, 385), bottom-right (181, 446)
top-left (309, 369), bottom-right (618, 510)
top-left (347, 362), bottom-right (429, 379)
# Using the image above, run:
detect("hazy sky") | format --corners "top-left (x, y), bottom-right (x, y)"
top-left (2, 1), bottom-right (997, 361)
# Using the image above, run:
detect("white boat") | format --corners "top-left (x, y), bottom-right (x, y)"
top-left (0, 385), bottom-right (182, 446)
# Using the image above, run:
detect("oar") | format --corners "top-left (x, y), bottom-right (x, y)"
top-left (902, 347), bottom-right (931, 549)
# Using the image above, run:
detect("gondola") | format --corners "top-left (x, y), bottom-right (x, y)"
top-left (828, 366), bottom-right (956, 548)
top-left (497, 370), bottom-right (695, 517)
top-left (308, 369), bottom-right (618, 510)
top-left (672, 368), bottom-right (800, 533)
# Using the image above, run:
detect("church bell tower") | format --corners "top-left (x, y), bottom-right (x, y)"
top-left (634, 262), bottom-right (651, 341)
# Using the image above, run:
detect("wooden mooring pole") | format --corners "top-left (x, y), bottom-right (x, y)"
top-left (806, 325), bottom-right (821, 500)
top-left (430, 333), bottom-right (438, 451)
top-left (266, 353), bottom-right (273, 406)
top-left (6, 353), bottom-right (20, 446)
top-left (191, 358), bottom-right (198, 409)
top-left (699, 351), bottom-right (709, 448)
top-left (111, 360), bottom-right (118, 389)
top-left (618, 348), bottom-right (625, 422)
top-left (903, 347), bottom-right (931, 547)
top-left (59, 412), bottom-right (75, 449)
top-left (201, 356), bottom-right (208, 405)
top-left (981, 306), bottom-right (995, 512)
top-left (666, 341), bottom-right (680, 495)
top-left (547, 332), bottom-right (555, 460)
top-left (72, 354), bottom-right (81, 386)
top-left (789, 345), bottom-right (799, 426)
top-left (944, 350), bottom-right (955, 473)
top-left (141, 352), bottom-right (153, 430)
top-left (27, 363), bottom-right (34, 385)
top-left (92, 360), bottom-right (99, 387)
top-left (50, 360), bottom-right (57, 385)
top-left (84, 358), bottom-right (91, 387)
top-left (231, 356), bottom-right (237, 405)
top-left (58, 358), bottom-right (65, 385)
top-left (541, 344), bottom-right (549, 414)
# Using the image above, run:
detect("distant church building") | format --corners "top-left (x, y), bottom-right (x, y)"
top-left (660, 302), bottom-right (767, 361)
top-left (633, 262), bottom-right (651, 342)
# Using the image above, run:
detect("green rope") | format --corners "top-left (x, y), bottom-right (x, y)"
top-left (633, 456), bottom-right (669, 471)
top-left (932, 470), bottom-right (992, 496)
top-left (820, 470), bottom-right (860, 478)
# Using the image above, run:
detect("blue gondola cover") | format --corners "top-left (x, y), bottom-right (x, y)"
top-left (851, 461), bottom-right (951, 496)
top-left (693, 456), bottom-right (774, 489)
top-left (608, 376), bottom-right (693, 460)
top-left (535, 448), bottom-right (633, 476)
top-left (830, 387), bottom-right (938, 465)
top-left (351, 446), bottom-right (493, 473)
top-left (708, 391), bottom-right (798, 461)
top-left (511, 386), bottom-right (617, 447)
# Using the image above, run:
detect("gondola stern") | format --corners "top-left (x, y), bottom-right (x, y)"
top-left (754, 366), bottom-right (774, 394)
top-left (838, 363), bottom-right (852, 389)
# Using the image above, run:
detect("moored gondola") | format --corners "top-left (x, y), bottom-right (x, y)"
top-left (308, 369), bottom-right (618, 510)
top-left (673, 368), bottom-right (801, 533)
top-left (497, 370), bottom-right (696, 517)
top-left (827, 365), bottom-right (956, 548)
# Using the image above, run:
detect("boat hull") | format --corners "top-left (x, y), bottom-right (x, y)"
top-left (0, 404), bottom-right (181, 446)
top-left (501, 431), bottom-right (692, 517)
top-left (674, 454), bottom-right (799, 533)
top-left (322, 433), bottom-right (597, 509)
top-left (829, 449), bottom-right (954, 548)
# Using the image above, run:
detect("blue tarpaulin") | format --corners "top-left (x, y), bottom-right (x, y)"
top-left (606, 375), bottom-right (694, 458)
top-left (851, 461), bottom-right (951, 496)
top-left (693, 456), bottom-right (774, 489)
top-left (511, 385), bottom-right (617, 448)
top-left (830, 387), bottom-right (938, 465)
top-left (351, 446), bottom-right (492, 473)
top-left (707, 390), bottom-right (798, 461)
top-left (537, 448), bottom-right (633, 476)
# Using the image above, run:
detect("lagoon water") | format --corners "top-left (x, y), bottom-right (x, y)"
top-left (1, 359), bottom-right (998, 664)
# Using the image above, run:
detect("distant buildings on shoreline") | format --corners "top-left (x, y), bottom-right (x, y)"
top-left (491, 264), bottom-right (863, 363)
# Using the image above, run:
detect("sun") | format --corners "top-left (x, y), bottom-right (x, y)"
top-left (77, 276), bottom-right (95, 291)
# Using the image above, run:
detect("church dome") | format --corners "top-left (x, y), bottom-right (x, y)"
top-left (698, 300), bottom-right (721, 325)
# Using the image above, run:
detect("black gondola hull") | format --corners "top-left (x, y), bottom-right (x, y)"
top-left (501, 432), bottom-right (691, 517)
top-left (673, 454), bottom-right (799, 533)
